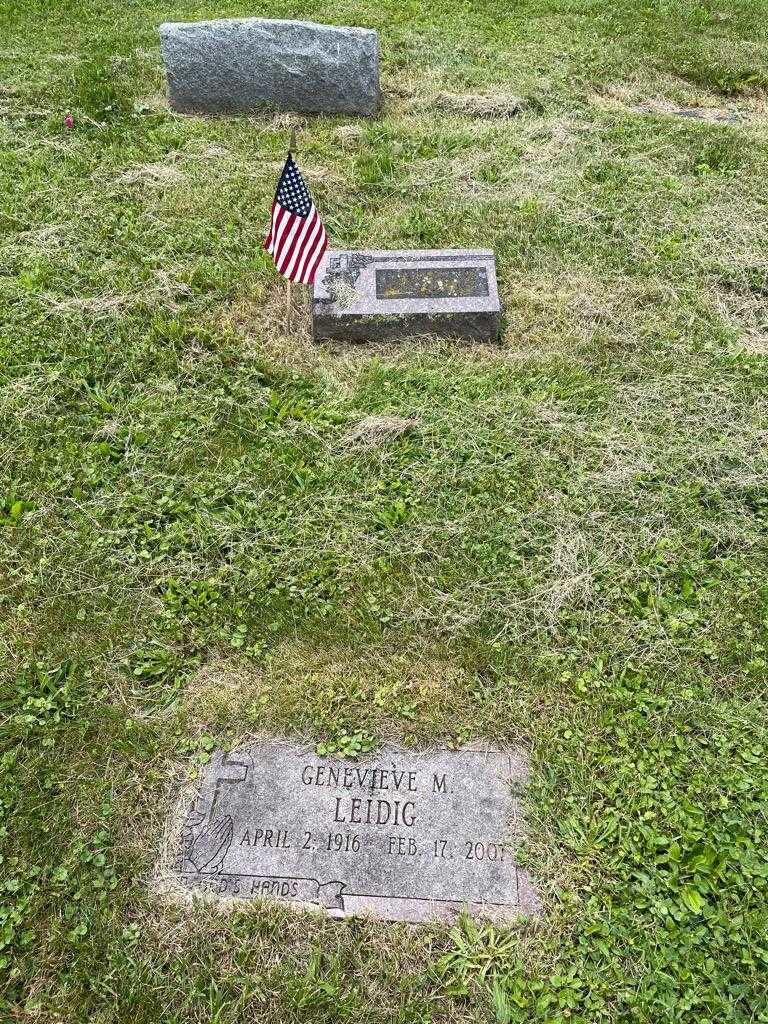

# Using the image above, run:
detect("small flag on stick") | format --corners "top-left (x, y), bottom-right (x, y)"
top-left (264, 151), bottom-right (327, 286)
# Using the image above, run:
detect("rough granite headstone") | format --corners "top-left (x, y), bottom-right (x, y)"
top-left (312, 249), bottom-right (502, 342)
top-left (159, 17), bottom-right (380, 116)
top-left (172, 741), bottom-right (540, 924)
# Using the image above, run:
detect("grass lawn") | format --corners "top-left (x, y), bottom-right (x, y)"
top-left (2, 0), bottom-right (768, 1020)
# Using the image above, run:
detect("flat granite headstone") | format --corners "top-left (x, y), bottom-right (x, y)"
top-left (172, 741), bottom-right (540, 923)
top-left (312, 249), bottom-right (502, 343)
top-left (159, 17), bottom-right (380, 116)
top-left (631, 104), bottom-right (741, 124)
top-left (673, 106), bottom-right (740, 124)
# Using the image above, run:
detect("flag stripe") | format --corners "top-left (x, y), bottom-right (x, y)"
top-left (274, 216), bottom-right (304, 275)
top-left (282, 208), bottom-right (318, 280)
top-left (276, 209), bottom-right (312, 277)
top-left (294, 214), bottom-right (324, 283)
top-left (270, 206), bottom-right (294, 258)
top-left (304, 234), bottom-right (328, 286)
top-left (297, 225), bottom-right (326, 285)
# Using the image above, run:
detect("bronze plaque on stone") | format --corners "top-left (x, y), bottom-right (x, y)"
top-left (375, 267), bottom-right (490, 300)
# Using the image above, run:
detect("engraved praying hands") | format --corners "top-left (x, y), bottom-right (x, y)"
top-left (187, 814), bottom-right (234, 873)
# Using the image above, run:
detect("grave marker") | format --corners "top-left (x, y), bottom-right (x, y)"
top-left (312, 249), bottom-right (502, 343)
top-left (173, 741), bottom-right (540, 923)
top-left (159, 17), bottom-right (380, 116)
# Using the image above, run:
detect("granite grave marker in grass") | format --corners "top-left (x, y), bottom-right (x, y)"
top-left (160, 17), bottom-right (380, 116)
top-left (173, 741), bottom-right (539, 924)
top-left (312, 249), bottom-right (502, 343)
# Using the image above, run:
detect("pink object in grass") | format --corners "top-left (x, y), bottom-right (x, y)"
top-left (65, 115), bottom-right (74, 129)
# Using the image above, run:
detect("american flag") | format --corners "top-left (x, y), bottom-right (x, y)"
top-left (264, 152), bottom-right (327, 285)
